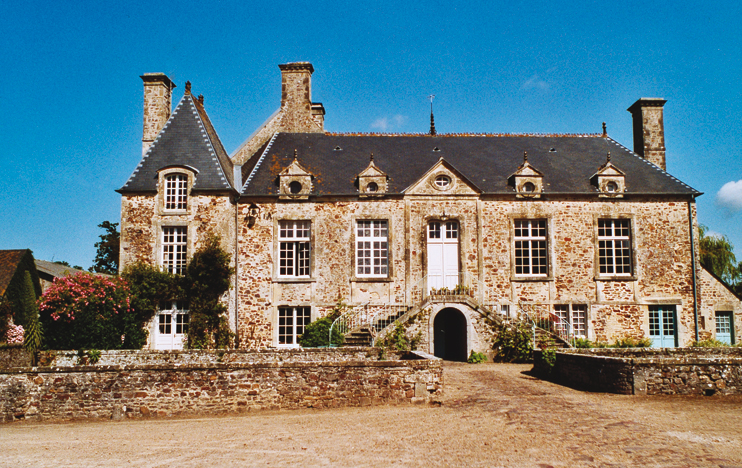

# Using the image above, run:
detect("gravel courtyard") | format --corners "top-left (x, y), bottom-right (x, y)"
top-left (2, 362), bottom-right (742, 467)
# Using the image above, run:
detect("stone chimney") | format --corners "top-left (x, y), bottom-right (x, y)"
top-left (627, 98), bottom-right (667, 170)
top-left (278, 62), bottom-right (324, 133)
top-left (141, 73), bottom-right (175, 155)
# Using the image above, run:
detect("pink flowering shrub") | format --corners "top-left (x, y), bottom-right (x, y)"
top-left (6, 324), bottom-right (24, 344)
top-left (39, 273), bottom-right (147, 349)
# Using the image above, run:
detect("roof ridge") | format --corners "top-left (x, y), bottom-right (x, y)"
top-left (186, 94), bottom-right (234, 190)
top-left (324, 132), bottom-right (604, 138)
top-left (120, 93), bottom-right (187, 189)
top-left (242, 132), bottom-right (279, 194)
top-left (604, 136), bottom-right (701, 194)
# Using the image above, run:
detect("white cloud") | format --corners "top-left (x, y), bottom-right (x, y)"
top-left (715, 180), bottom-right (742, 212)
top-left (371, 114), bottom-right (407, 132)
top-left (371, 117), bottom-right (389, 131)
top-left (521, 74), bottom-right (549, 91)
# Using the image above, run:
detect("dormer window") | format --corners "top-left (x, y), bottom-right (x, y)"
top-left (366, 182), bottom-right (379, 193)
top-left (278, 152), bottom-right (313, 200)
top-left (356, 153), bottom-right (388, 197)
top-left (591, 152), bottom-right (626, 198)
top-left (508, 152), bottom-right (544, 199)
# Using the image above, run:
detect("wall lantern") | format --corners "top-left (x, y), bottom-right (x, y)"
top-left (247, 203), bottom-right (261, 228)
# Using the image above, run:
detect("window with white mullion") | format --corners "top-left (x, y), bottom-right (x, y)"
top-left (164, 174), bottom-right (188, 211)
top-left (356, 220), bottom-right (388, 277)
top-left (278, 306), bottom-right (311, 346)
top-left (278, 220), bottom-right (311, 277)
top-left (514, 219), bottom-right (548, 276)
top-left (162, 226), bottom-right (187, 275)
top-left (554, 304), bottom-right (587, 338)
top-left (598, 219), bottom-right (632, 276)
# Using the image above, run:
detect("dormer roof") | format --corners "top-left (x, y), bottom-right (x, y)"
top-left (119, 91), bottom-right (234, 193)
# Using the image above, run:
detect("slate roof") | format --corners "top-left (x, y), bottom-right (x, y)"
top-left (240, 133), bottom-right (700, 197)
top-left (0, 250), bottom-right (27, 296)
top-left (120, 93), bottom-right (234, 192)
top-left (35, 260), bottom-right (96, 279)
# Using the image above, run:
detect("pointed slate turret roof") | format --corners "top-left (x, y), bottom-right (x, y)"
top-left (241, 133), bottom-right (701, 197)
top-left (120, 91), bottom-right (234, 192)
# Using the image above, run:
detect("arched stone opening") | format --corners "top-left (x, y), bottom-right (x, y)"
top-left (433, 307), bottom-right (468, 361)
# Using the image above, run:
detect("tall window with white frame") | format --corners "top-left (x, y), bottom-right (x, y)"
top-left (597, 219), bottom-right (632, 276)
top-left (554, 304), bottom-right (587, 338)
top-left (514, 219), bottom-right (548, 276)
top-left (278, 306), bottom-right (311, 346)
top-left (356, 220), bottom-right (388, 278)
top-left (278, 220), bottom-right (310, 278)
top-left (164, 173), bottom-right (188, 211)
top-left (162, 226), bottom-right (187, 275)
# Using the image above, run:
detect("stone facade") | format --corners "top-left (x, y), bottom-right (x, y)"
top-left (119, 62), bottom-right (741, 356)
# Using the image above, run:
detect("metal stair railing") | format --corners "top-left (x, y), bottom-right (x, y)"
top-left (329, 301), bottom-right (408, 346)
top-left (514, 302), bottom-right (575, 348)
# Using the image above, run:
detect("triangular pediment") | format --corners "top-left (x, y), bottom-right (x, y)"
top-left (403, 158), bottom-right (481, 195)
top-left (358, 160), bottom-right (386, 178)
top-left (591, 161), bottom-right (625, 179)
top-left (508, 161), bottom-right (544, 179)
top-left (279, 158), bottom-right (313, 177)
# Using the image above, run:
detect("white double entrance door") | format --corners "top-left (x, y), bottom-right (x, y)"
top-left (427, 221), bottom-right (460, 291)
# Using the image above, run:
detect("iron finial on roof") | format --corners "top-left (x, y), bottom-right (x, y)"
top-left (429, 95), bottom-right (437, 136)
top-left (602, 122), bottom-right (607, 137)
top-left (370, 152), bottom-right (374, 162)
top-left (293, 148), bottom-right (298, 161)
top-left (198, 94), bottom-right (204, 104)
top-left (607, 151), bottom-right (611, 163)
top-left (523, 151), bottom-right (528, 163)
top-left (185, 81), bottom-right (192, 94)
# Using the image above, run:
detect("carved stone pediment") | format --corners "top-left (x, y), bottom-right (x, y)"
top-left (403, 158), bottom-right (481, 196)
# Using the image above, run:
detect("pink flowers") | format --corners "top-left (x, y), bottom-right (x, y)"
top-left (39, 272), bottom-right (133, 323)
top-left (5, 324), bottom-right (24, 344)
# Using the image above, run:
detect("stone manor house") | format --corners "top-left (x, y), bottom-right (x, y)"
top-left (119, 62), bottom-right (741, 357)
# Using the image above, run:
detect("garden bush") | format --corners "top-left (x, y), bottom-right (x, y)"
top-left (39, 273), bottom-right (145, 349)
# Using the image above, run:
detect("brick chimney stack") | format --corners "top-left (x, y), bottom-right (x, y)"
top-left (278, 62), bottom-right (324, 133)
top-left (628, 98), bottom-right (667, 171)
top-left (141, 73), bottom-right (175, 155)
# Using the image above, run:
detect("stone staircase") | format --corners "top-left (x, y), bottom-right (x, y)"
top-left (342, 327), bottom-right (374, 347)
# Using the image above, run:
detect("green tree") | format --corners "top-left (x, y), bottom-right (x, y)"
top-left (91, 221), bottom-right (120, 274)
top-left (20, 271), bottom-right (43, 352)
top-left (184, 235), bottom-right (234, 349)
top-left (121, 261), bottom-right (182, 333)
top-left (699, 225), bottom-right (741, 291)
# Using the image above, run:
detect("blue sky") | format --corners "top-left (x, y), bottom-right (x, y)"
top-left (1, 0), bottom-right (740, 268)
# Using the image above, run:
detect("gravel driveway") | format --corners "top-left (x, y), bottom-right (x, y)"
top-left (1, 362), bottom-right (741, 467)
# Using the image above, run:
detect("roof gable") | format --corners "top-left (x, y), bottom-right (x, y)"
top-left (120, 93), bottom-right (234, 192)
top-left (403, 158), bottom-right (481, 195)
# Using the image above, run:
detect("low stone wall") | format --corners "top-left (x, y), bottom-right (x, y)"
top-left (0, 345), bottom-right (31, 369)
top-left (0, 350), bottom-right (442, 423)
top-left (534, 348), bottom-right (742, 395)
top-left (31, 347), bottom-right (382, 368)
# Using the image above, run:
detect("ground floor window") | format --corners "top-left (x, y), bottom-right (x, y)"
top-left (155, 301), bottom-right (189, 350)
top-left (716, 311), bottom-right (734, 345)
top-left (554, 304), bottom-right (587, 338)
top-left (649, 305), bottom-right (676, 348)
top-left (278, 306), bottom-right (311, 347)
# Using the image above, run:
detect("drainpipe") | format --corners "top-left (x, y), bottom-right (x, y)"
top-left (688, 197), bottom-right (699, 342)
